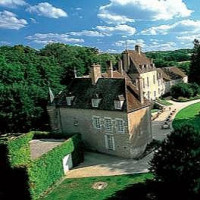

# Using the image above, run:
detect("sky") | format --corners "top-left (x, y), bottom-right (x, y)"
top-left (0, 0), bottom-right (200, 52)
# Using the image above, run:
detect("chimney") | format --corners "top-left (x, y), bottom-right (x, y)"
top-left (90, 64), bottom-right (102, 85)
top-left (135, 45), bottom-right (141, 55)
top-left (122, 50), bottom-right (130, 72)
top-left (106, 60), bottom-right (113, 78)
top-left (118, 59), bottom-right (123, 75)
top-left (137, 75), bottom-right (144, 104)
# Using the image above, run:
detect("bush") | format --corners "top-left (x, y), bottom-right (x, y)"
top-left (171, 83), bottom-right (200, 99)
top-left (150, 125), bottom-right (200, 198)
top-left (0, 132), bottom-right (84, 200)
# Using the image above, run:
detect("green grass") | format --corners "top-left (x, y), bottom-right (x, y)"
top-left (173, 102), bottom-right (200, 130)
top-left (40, 173), bottom-right (153, 200)
top-left (156, 98), bottom-right (173, 106)
top-left (151, 109), bottom-right (160, 113)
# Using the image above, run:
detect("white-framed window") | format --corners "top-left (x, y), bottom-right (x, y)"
top-left (116, 119), bottom-right (124, 133)
top-left (114, 100), bottom-right (124, 110)
top-left (154, 91), bottom-right (156, 98)
top-left (143, 78), bottom-right (145, 88)
top-left (93, 116), bottom-right (101, 129)
top-left (66, 96), bottom-right (75, 106)
top-left (158, 88), bottom-right (160, 95)
top-left (105, 134), bottom-right (115, 150)
top-left (153, 75), bottom-right (156, 84)
top-left (104, 118), bottom-right (112, 132)
top-left (147, 91), bottom-right (150, 100)
top-left (91, 99), bottom-right (101, 108)
top-left (147, 77), bottom-right (149, 87)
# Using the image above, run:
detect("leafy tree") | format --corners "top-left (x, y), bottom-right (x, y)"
top-left (171, 83), bottom-right (194, 99)
top-left (189, 39), bottom-right (200, 84)
top-left (150, 125), bottom-right (200, 198)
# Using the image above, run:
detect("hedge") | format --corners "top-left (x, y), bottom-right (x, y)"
top-left (0, 132), bottom-right (84, 200)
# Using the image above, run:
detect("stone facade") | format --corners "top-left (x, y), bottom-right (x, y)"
top-left (121, 46), bottom-right (188, 100)
top-left (49, 106), bottom-right (152, 159)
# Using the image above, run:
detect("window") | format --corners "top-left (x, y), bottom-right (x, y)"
top-left (66, 96), bottom-right (75, 106)
top-left (116, 119), bottom-right (124, 133)
top-left (158, 88), bottom-right (160, 95)
top-left (153, 75), bottom-right (156, 84)
top-left (147, 91), bottom-right (150, 100)
top-left (105, 135), bottom-right (115, 150)
top-left (104, 118), bottom-right (112, 132)
top-left (147, 77), bottom-right (149, 87)
top-left (114, 100), bottom-right (124, 110)
top-left (143, 78), bottom-right (145, 88)
top-left (154, 91), bottom-right (156, 98)
top-left (93, 116), bottom-right (101, 129)
top-left (91, 98), bottom-right (101, 108)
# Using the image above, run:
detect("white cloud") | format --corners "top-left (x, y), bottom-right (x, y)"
top-left (75, 7), bottom-right (82, 11)
top-left (96, 24), bottom-right (136, 36)
top-left (141, 20), bottom-right (200, 35)
top-left (0, 0), bottom-right (26, 8)
top-left (99, 0), bottom-right (192, 24)
top-left (177, 34), bottom-right (200, 42)
top-left (115, 39), bottom-right (145, 48)
top-left (147, 42), bottom-right (177, 51)
top-left (98, 11), bottom-right (134, 25)
top-left (70, 30), bottom-right (107, 37)
top-left (26, 33), bottom-right (84, 45)
top-left (26, 2), bottom-right (67, 18)
top-left (0, 10), bottom-right (27, 30)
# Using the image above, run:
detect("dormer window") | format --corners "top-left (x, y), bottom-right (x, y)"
top-left (114, 95), bottom-right (125, 110)
top-left (91, 94), bottom-right (101, 108)
top-left (66, 95), bottom-right (75, 106)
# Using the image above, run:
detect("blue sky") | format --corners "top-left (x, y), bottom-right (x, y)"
top-left (0, 0), bottom-right (200, 52)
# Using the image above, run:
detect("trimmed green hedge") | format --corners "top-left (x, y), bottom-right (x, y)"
top-left (28, 134), bottom-right (82, 200)
top-left (0, 132), bottom-right (84, 200)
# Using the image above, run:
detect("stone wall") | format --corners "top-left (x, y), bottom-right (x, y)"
top-left (128, 107), bottom-right (152, 158)
top-left (48, 106), bottom-right (152, 159)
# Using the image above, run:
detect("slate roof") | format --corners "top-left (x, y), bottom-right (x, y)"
top-left (161, 67), bottom-right (187, 81)
top-left (124, 50), bottom-right (156, 74)
top-left (56, 77), bottom-right (150, 113)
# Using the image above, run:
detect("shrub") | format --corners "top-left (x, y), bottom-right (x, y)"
top-left (171, 83), bottom-right (199, 99)
top-left (150, 125), bottom-right (200, 198)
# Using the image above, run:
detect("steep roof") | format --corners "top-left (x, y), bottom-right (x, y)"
top-left (56, 77), bottom-right (150, 113)
top-left (161, 67), bottom-right (187, 81)
top-left (124, 50), bottom-right (156, 74)
top-left (157, 68), bottom-right (171, 81)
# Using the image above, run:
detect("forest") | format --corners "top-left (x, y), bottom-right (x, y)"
top-left (0, 42), bottom-right (197, 134)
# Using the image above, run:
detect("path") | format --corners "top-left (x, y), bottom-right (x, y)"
top-left (67, 99), bottom-right (200, 178)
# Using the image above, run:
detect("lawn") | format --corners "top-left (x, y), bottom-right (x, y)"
top-left (173, 102), bottom-right (200, 130)
top-left (156, 98), bottom-right (173, 106)
top-left (40, 173), bottom-right (153, 200)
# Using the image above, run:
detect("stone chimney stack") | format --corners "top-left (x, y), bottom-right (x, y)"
top-left (106, 60), bottom-right (113, 78)
top-left (137, 75), bottom-right (144, 104)
top-left (90, 64), bottom-right (102, 85)
top-left (135, 45), bottom-right (141, 55)
top-left (122, 50), bottom-right (130, 72)
top-left (118, 59), bottom-right (123, 75)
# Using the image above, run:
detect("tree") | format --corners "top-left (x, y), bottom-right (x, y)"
top-left (150, 125), bottom-right (200, 198)
top-left (171, 83), bottom-right (194, 99)
top-left (189, 39), bottom-right (200, 84)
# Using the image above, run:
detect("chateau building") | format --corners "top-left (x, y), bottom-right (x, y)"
top-left (48, 45), bottom-right (187, 158)
top-left (48, 62), bottom-right (152, 159)
top-left (121, 45), bottom-right (188, 100)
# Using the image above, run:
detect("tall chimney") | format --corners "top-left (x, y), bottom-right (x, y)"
top-left (90, 64), bottom-right (101, 85)
top-left (106, 60), bottom-right (113, 78)
top-left (122, 50), bottom-right (130, 72)
top-left (118, 59), bottom-right (123, 75)
top-left (135, 45), bottom-right (141, 55)
top-left (137, 75), bottom-right (144, 104)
